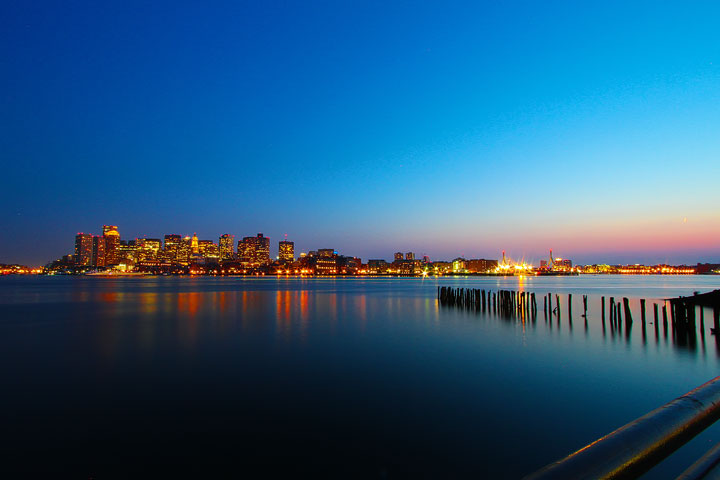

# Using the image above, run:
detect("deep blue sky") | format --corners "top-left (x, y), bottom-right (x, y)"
top-left (2, 1), bottom-right (719, 265)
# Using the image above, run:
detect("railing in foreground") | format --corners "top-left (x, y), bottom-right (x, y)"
top-left (524, 376), bottom-right (720, 480)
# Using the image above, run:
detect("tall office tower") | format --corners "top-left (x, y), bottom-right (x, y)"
top-left (136, 238), bottom-right (161, 262)
top-left (115, 240), bottom-right (138, 265)
top-left (219, 234), bottom-right (235, 261)
top-left (405, 252), bottom-right (415, 260)
top-left (198, 240), bottom-right (217, 256)
top-left (74, 233), bottom-right (93, 266)
top-left (91, 235), bottom-right (105, 267)
top-left (279, 240), bottom-right (295, 263)
top-left (164, 235), bottom-right (181, 263)
top-left (238, 233), bottom-right (271, 267)
top-left (394, 252), bottom-right (404, 262)
top-left (178, 236), bottom-right (192, 264)
top-left (103, 225), bottom-right (120, 265)
top-left (318, 248), bottom-right (335, 258)
top-left (191, 233), bottom-right (199, 254)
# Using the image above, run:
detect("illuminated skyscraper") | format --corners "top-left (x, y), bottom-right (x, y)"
top-left (136, 238), bottom-right (161, 262)
top-left (74, 233), bottom-right (93, 266)
top-left (405, 252), bottom-right (415, 260)
top-left (191, 233), bottom-right (199, 254)
top-left (103, 225), bottom-right (120, 265)
top-left (115, 240), bottom-right (138, 265)
top-left (164, 235), bottom-right (181, 263)
top-left (198, 240), bottom-right (218, 257)
top-left (279, 240), bottom-right (294, 263)
top-left (92, 235), bottom-right (105, 267)
top-left (394, 252), bottom-right (403, 262)
top-left (238, 233), bottom-right (270, 267)
top-left (219, 234), bottom-right (235, 261)
top-left (178, 236), bottom-right (192, 265)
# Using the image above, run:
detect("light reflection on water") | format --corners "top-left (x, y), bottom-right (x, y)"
top-left (0, 275), bottom-right (719, 478)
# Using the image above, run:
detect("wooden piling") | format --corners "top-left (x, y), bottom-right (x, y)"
top-left (556, 295), bottom-right (561, 319)
top-left (623, 298), bottom-right (633, 325)
top-left (654, 303), bottom-right (659, 338)
top-left (640, 299), bottom-right (646, 324)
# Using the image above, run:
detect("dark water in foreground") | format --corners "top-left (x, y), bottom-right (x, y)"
top-left (1, 275), bottom-right (720, 478)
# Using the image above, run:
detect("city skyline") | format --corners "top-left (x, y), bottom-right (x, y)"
top-left (32, 223), bottom-right (720, 268)
top-left (2, 2), bottom-right (720, 266)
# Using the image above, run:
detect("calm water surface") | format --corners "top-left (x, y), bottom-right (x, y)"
top-left (1, 275), bottom-right (719, 478)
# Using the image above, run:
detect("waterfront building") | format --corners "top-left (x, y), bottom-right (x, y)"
top-left (191, 233), bottom-right (199, 254)
top-left (178, 236), bottom-right (192, 265)
top-left (315, 257), bottom-right (337, 275)
top-left (394, 252), bottom-right (404, 262)
top-left (136, 238), bottom-right (161, 262)
top-left (279, 240), bottom-right (295, 263)
top-left (466, 259), bottom-right (498, 273)
top-left (115, 240), bottom-right (138, 265)
top-left (238, 233), bottom-right (270, 267)
top-left (318, 248), bottom-right (335, 258)
top-left (164, 235), bottom-right (181, 263)
top-left (91, 235), bottom-right (105, 267)
top-left (367, 259), bottom-right (389, 274)
top-left (219, 234), bottom-right (234, 261)
top-left (452, 258), bottom-right (466, 273)
top-left (198, 240), bottom-right (219, 259)
top-left (406, 252), bottom-right (415, 260)
top-left (336, 256), bottom-right (361, 274)
top-left (397, 259), bottom-right (421, 275)
top-left (431, 261), bottom-right (453, 274)
top-left (74, 233), bottom-right (93, 266)
top-left (103, 225), bottom-right (120, 265)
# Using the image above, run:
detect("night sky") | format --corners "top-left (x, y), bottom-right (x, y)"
top-left (2, 1), bottom-right (719, 265)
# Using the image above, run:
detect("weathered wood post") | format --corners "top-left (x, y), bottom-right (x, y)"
top-left (662, 304), bottom-right (668, 336)
top-left (601, 296), bottom-right (605, 322)
top-left (568, 294), bottom-right (572, 318)
top-left (556, 294), bottom-right (561, 319)
top-left (623, 297), bottom-right (633, 325)
top-left (640, 299), bottom-right (646, 324)
top-left (583, 295), bottom-right (588, 317)
top-left (670, 300), bottom-right (676, 326)
top-left (548, 294), bottom-right (553, 315)
top-left (654, 303), bottom-right (659, 338)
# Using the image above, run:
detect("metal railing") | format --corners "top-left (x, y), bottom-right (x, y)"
top-left (524, 376), bottom-right (720, 480)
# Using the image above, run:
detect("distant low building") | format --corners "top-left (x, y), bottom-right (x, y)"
top-left (315, 257), bottom-right (337, 275)
top-left (466, 259), bottom-right (498, 273)
top-left (367, 259), bottom-right (389, 274)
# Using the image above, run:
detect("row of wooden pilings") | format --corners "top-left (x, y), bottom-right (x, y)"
top-left (437, 286), bottom-right (592, 321)
top-left (437, 287), bottom-right (720, 345)
top-left (437, 287), bottom-right (539, 318)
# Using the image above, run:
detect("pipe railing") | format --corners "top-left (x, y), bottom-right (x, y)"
top-left (524, 376), bottom-right (720, 480)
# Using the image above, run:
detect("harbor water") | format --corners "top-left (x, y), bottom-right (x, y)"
top-left (1, 275), bottom-right (719, 478)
